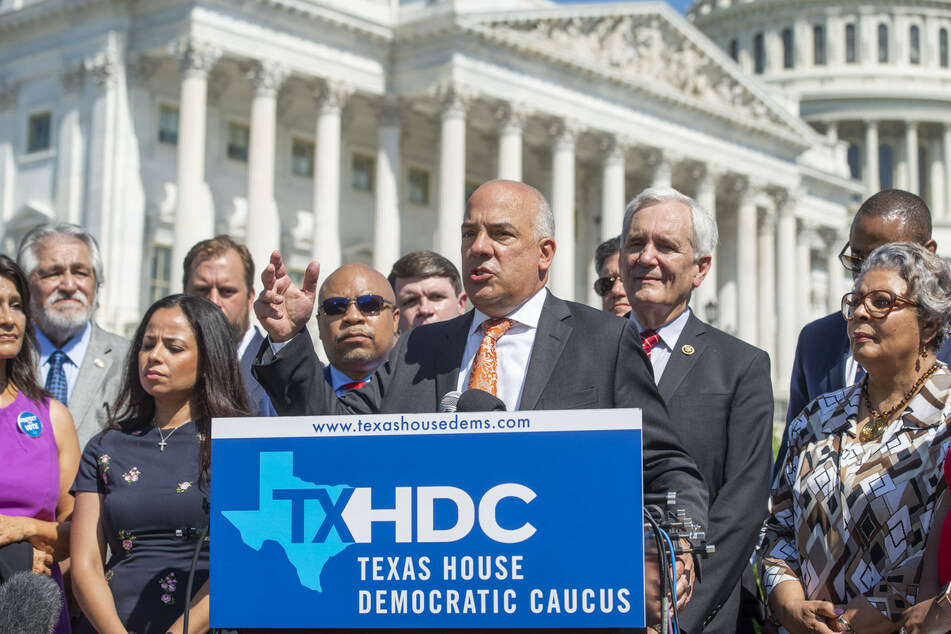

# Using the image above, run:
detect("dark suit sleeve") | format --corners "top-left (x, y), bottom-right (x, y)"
top-left (252, 329), bottom-right (406, 416)
top-left (775, 326), bottom-right (812, 480)
top-left (679, 349), bottom-right (773, 633)
top-left (616, 325), bottom-right (709, 529)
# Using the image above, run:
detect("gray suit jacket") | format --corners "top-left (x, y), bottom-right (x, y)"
top-left (68, 323), bottom-right (130, 452)
top-left (656, 314), bottom-right (773, 633)
top-left (255, 292), bottom-right (709, 526)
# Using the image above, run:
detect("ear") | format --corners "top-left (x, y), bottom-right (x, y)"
top-left (924, 239), bottom-right (938, 253)
top-left (537, 237), bottom-right (556, 273)
top-left (391, 307), bottom-right (401, 334)
top-left (692, 254), bottom-right (712, 289)
top-left (456, 293), bottom-right (468, 315)
top-left (921, 319), bottom-right (941, 347)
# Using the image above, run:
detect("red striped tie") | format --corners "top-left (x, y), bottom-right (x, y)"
top-left (640, 330), bottom-right (661, 357)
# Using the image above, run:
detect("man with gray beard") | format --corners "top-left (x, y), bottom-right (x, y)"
top-left (17, 224), bottom-right (129, 450)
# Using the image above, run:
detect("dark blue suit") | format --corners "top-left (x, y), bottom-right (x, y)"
top-left (776, 311), bottom-right (951, 474)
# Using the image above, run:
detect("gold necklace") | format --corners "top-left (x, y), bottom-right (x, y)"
top-left (860, 362), bottom-right (940, 442)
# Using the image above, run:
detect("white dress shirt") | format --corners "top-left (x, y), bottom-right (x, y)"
top-left (36, 321), bottom-right (93, 403)
top-left (455, 287), bottom-right (548, 411)
top-left (237, 324), bottom-right (261, 360)
top-left (629, 308), bottom-right (691, 383)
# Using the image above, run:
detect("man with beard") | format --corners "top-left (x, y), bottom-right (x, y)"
top-left (183, 235), bottom-right (274, 415)
top-left (17, 224), bottom-right (129, 450)
top-left (316, 262), bottom-right (400, 394)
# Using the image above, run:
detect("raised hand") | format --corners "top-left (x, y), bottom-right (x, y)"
top-left (253, 251), bottom-right (321, 343)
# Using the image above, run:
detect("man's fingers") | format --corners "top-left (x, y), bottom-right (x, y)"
top-left (302, 261), bottom-right (321, 295)
top-left (261, 262), bottom-right (277, 289)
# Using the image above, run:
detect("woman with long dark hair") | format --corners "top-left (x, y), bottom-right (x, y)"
top-left (71, 294), bottom-right (250, 633)
top-left (0, 254), bottom-right (79, 633)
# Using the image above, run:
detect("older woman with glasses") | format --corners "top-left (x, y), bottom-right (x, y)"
top-left (760, 242), bottom-right (951, 634)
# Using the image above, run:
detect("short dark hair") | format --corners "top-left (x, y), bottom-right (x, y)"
top-left (855, 189), bottom-right (932, 244)
top-left (109, 294), bottom-right (251, 482)
top-left (182, 235), bottom-right (255, 293)
top-left (594, 236), bottom-right (621, 276)
top-left (0, 255), bottom-right (45, 401)
top-left (388, 251), bottom-right (462, 295)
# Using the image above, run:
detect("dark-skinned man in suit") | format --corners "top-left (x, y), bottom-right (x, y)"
top-left (619, 186), bottom-right (773, 633)
top-left (253, 179), bottom-right (708, 627)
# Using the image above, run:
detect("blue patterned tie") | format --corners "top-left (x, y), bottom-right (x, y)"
top-left (46, 350), bottom-right (69, 405)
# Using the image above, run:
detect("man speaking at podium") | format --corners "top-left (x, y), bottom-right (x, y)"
top-left (253, 179), bottom-right (708, 624)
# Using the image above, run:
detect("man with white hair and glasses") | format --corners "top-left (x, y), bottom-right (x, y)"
top-left (17, 223), bottom-right (129, 449)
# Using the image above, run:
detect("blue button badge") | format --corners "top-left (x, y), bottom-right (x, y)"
top-left (16, 412), bottom-right (42, 438)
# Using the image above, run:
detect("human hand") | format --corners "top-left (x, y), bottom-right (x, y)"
top-left (674, 540), bottom-right (695, 611)
top-left (32, 544), bottom-right (53, 576)
top-left (776, 599), bottom-right (847, 634)
top-left (897, 597), bottom-right (951, 634)
top-left (0, 514), bottom-right (28, 546)
top-left (253, 251), bottom-right (320, 343)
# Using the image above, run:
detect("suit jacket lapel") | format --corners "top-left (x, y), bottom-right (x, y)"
top-left (658, 313), bottom-right (707, 402)
top-left (434, 312), bottom-right (473, 404)
top-left (70, 325), bottom-right (115, 423)
top-left (519, 293), bottom-right (572, 410)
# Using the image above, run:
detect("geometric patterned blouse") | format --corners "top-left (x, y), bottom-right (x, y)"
top-left (759, 365), bottom-right (951, 621)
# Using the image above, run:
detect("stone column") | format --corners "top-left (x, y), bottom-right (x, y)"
top-left (864, 120), bottom-right (880, 195)
top-left (245, 60), bottom-right (289, 280)
top-left (796, 222), bottom-right (816, 329)
top-left (929, 136), bottom-right (946, 218)
top-left (757, 209), bottom-right (777, 367)
top-left (692, 166), bottom-right (719, 320)
top-left (169, 38), bottom-right (220, 293)
top-left (373, 96), bottom-right (401, 273)
top-left (56, 63), bottom-right (86, 226)
top-left (550, 119), bottom-right (579, 300)
top-left (0, 80), bottom-right (18, 250)
top-left (435, 81), bottom-right (472, 268)
top-left (906, 121), bottom-right (920, 194)
top-left (496, 102), bottom-right (527, 181)
top-left (943, 123), bottom-right (951, 220)
top-left (601, 135), bottom-right (626, 241)
top-left (650, 150), bottom-right (673, 187)
top-left (737, 181), bottom-right (758, 344)
top-left (823, 227), bottom-right (845, 314)
top-left (776, 195), bottom-right (798, 398)
top-left (311, 79), bottom-right (353, 275)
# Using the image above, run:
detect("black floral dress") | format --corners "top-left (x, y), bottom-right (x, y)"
top-left (74, 422), bottom-right (209, 634)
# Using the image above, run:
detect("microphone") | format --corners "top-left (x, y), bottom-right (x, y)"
top-left (439, 391), bottom-right (462, 413)
top-left (0, 571), bottom-right (62, 634)
top-left (456, 389), bottom-right (506, 412)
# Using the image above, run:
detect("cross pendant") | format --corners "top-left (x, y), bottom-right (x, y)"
top-left (158, 439), bottom-right (167, 451)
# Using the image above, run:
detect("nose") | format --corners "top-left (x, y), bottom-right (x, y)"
top-left (341, 300), bottom-right (366, 323)
top-left (417, 297), bottom-right (435, 317)
top-left (469, 230), bottom-right (492, 258)
top-left (609, 277), bottom-right (626, 298)
top-left (0, 304), bottom-right (13, 327)
top-left (208, 288), bottom-right (224, 308)
top-left (637, 242), bottom-right (658, 265)
top-left (146, 343), bottom-right (163, 363)
top-left (59, 270), bottom-right (78, 292)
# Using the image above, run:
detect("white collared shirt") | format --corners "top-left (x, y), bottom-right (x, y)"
top-left (629, 308), bottom-right (691, 383)
top-left (455, 287), bottom-right (548, 411)
top-left (237, 324), bottom-right (261, 360)
top-left (36, 321), bottom-right (93, 402)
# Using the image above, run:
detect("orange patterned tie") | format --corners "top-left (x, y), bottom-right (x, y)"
top-left (467, 318), bottom-right (515, 396)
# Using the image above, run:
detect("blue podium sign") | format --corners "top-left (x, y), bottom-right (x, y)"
top-left (210, 409), bottom-right (644, 629)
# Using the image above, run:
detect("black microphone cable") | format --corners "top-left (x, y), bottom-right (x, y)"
top-left (644, 510), bottom-right (680, 634)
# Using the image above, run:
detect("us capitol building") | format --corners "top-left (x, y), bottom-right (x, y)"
top-left (1, 0), bottom-right (943, 404)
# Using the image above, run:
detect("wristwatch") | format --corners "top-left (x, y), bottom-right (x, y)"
top-left (936, 581), bottom-right (951, 618)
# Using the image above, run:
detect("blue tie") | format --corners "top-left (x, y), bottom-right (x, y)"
top-left (46, 350), bottom-right (69, 405)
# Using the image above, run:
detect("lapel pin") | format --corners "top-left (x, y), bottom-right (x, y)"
top-left (681, 344), bottom-right (695, 356)
top-left (94, 358), bottom-right (105, 368)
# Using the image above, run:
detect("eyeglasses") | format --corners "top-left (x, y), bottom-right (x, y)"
top-left (593, 275), bottom-right (621, 297)
top-left (838, 243), bottom-right (865, 273)
top-left (319, 294), bottom-right (395, 316)
top-left (840, 290), bottom-right (918, 321)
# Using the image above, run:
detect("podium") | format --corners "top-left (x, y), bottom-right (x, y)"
top-left (210, 408), bottom-right (645, 629)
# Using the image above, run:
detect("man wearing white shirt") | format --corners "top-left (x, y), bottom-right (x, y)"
top-left (17, 223), bottom-right (130, 451)
top-left (183, 235), bottom-right (274, 416)
top-left (620, 186), bottom-right (773, 634)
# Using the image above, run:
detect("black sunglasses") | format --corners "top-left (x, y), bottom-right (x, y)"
top-left (838, 243), bottom-right (864, 273)
top-left (593, 275), bottom-right (621, 297)
top-left (319, 294), bottom-right (395, 316)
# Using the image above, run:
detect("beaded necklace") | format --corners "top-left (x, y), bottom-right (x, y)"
top-left (860, 361), bottom-right (940, 442)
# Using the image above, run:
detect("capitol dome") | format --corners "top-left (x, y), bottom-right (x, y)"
top-left (690, 0), bottom-right (951, 230)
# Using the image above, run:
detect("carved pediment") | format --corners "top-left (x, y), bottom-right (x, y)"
top-left (466, 11), bottom-right (799, 136)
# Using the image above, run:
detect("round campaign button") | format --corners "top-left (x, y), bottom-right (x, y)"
top-left (16, 412), bottom-right (42, 438)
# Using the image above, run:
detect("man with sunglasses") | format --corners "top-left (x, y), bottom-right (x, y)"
top-left (777, 188), bottom-right (951, 474)
top-left (316, 262), bottom-right (400, 395)
top-left (253, 179), bottom-right (709, 626)
top-left (593, 236), bottom-right (631, 317)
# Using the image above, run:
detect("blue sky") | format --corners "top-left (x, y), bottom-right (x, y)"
top-left (552, 0), bottom-right (692, 14)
